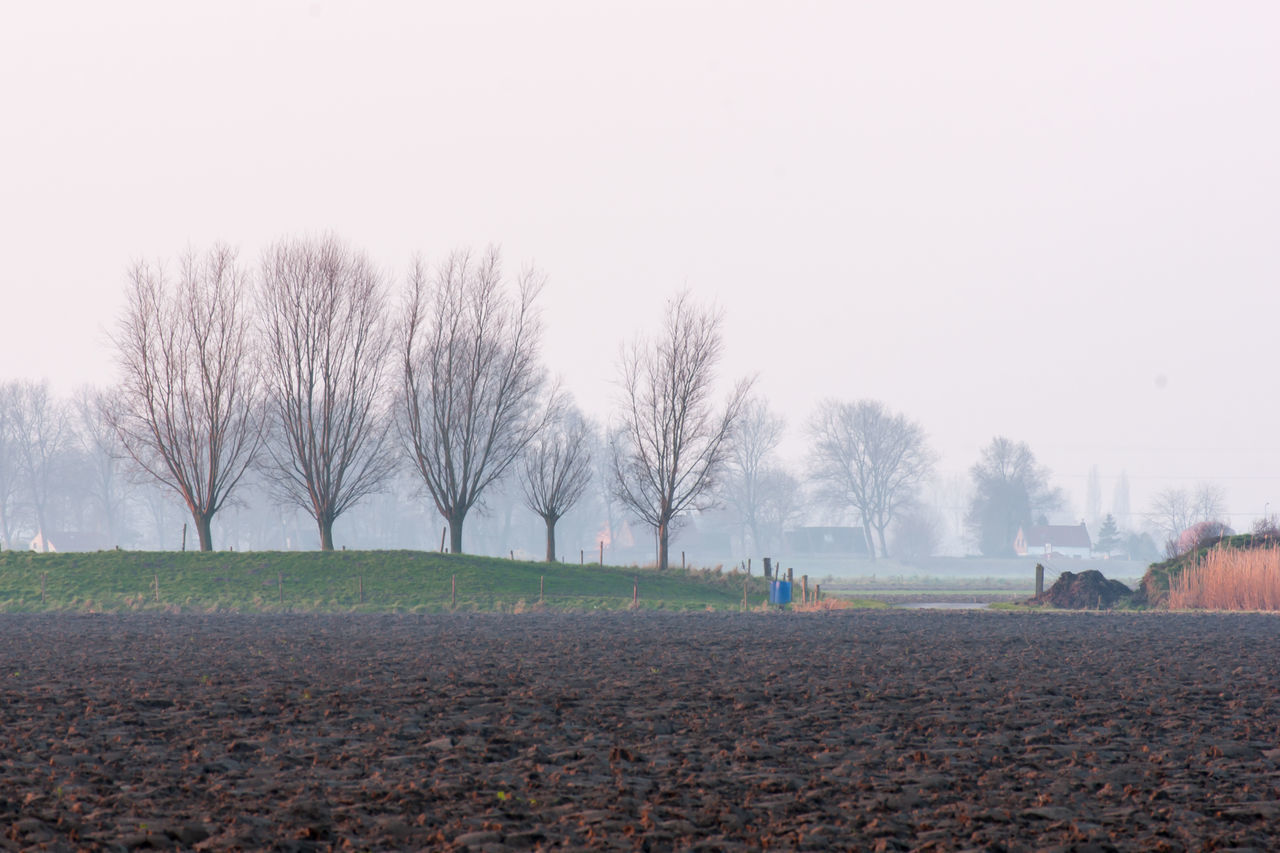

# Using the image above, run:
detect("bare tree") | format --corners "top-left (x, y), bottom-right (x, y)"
top-left (258, 235), bottom-right (397, 550)
top-left (721, 396), bottom-right (786, 554)
top-left (10, 380), bottom-right (72, 551)
top-left (753, 465), bottom-right (806, 555)
top-left (399, 247), bottom-right (554, 555)
top-left (610, 292), bottom-right (750, 571)
top-left (108, 246), bottom-right (263, 551)
top-left (1149, 486), bottom-right (1195, 551)
top-left (75, 386), bottom-right (132, 546)
top-left (1149, 482), bottom-right (1227, 556)
top-left (521, 405), bottom-right (593, 562)
top-left (807, 399), bottom-right (935, 560)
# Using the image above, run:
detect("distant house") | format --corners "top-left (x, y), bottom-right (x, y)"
top-left (1014, 523), bottom-right (1092, 559)
top-left (784, 526), bottom-right (870, 557)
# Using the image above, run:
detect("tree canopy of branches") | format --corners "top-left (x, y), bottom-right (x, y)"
top-left (1149, 482), bottom-right (1227, 555)
top-left (721, 396), bottom-right (786, 553)
top-left (399, 247), bottom-right (553, 555)
top-left (108, 246), bottom-right (263, 551)
top-left (259, 235), bottom-right (396, 550)
top-left (966, 436), bottom-right (1063, 557)
top-left (520, 406), bottom-right (593, 562)
top-left (611, 293), bottom-right (750, 570)
top-left (807, 399), bottom-right (934, 560)
top-left (0, 382), bottom-right (19, 548)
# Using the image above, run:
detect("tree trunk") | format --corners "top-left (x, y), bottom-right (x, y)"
top-left (195, 512), bottom-right (214, 552)
top-left (448, 508), bottom-right (467, 555)
top-left (877, 525), bottom-right (890, 559)
top-left (657, 520), bottom-right (670, 570)
top-left (544, 515), bottom-right (558, 563)
top-left (318, 515), bottom-right (335, 551)
top-left (862, 519), bottom-right (876, 562)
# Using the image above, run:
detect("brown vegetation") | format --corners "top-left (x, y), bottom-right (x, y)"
top-left (1167, 545), bottom-right (1280, 611)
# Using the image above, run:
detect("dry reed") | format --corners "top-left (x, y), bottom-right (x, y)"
top-left (1167, 546), bottom-right (1280, 611)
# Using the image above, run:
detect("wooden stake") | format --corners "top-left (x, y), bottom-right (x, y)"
top-left (40, 572), bottom-right (46, 605)
top-left (440, 527), bottom-right (447, 552)
top-left (682, 551), bottom-right (685, 569)
top-left (802, 574), bottom-right (808, 605)
top-left (154, 573), bottom-right (159, 603)
top-left (181, 523), bottom-right (187, 552)
top-left (580, 549), bottom-right (584, 565)
top-left (599, 540), bottom-right (603, 565)
top-left (633, 577), bottom-right (638, 607)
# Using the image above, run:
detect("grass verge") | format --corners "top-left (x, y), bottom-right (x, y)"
top-left (0, 550), bottom-right (773, 614)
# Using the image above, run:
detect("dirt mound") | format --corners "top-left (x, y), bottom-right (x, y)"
top-left (1035, 569), bottom-right (1132, 609)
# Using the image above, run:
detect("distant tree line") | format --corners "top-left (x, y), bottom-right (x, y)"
top-left (0, 237), bottom-right (1236, 564)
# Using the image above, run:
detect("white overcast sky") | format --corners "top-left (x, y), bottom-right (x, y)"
top-left (2, 1), bottom-right (1278, 526)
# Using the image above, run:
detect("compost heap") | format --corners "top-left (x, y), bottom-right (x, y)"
top-left (1034, 569), bottom-right (1132, 609)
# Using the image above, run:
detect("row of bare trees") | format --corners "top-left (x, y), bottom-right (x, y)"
top-left (101, 240), bottom-right (755, 567)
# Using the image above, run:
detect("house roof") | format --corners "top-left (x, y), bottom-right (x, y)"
top-left (1023, 523), bottom-right (1091, 549)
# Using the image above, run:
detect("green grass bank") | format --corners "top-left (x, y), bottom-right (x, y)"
top-left (0, 550), bottom-right (774, 614)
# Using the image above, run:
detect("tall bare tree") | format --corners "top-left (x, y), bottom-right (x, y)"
top-left (399, 247), bottom-right (554, 555)
top-left (611, 292), bottom-right (750, 570)
top-left (721, 396), bottom-right (786, 554)
top-left (521, 405), bottom-right (593, 562)
top-left (108, 246), bottom-right (263, 551)
top-left (258, 235), bottom-right (396, 550)
top-left (808, 399), bottom-right (934, 560)
top-left (10, 380), bottom-right (72, 551)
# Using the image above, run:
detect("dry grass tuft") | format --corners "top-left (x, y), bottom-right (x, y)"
top-left (791, 597), bottom-right (852, 612)
top-left (1167, 546), bottom-right (1280, 611)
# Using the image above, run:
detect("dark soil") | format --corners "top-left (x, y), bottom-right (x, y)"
top-left (2, 611), bottom-right (1279, 851)
top-left (1034, 569), bottom-right (1134, 610)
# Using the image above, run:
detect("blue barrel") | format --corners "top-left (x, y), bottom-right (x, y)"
top-left (768, 580), bottom-right (792, 605)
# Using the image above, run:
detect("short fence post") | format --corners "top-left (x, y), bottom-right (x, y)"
top-left (748, 558), bottom-right (751, 576)
top-left (599, 541), bottom-right (603, 566)
top-left (763, 557), bottom-right (772, 580)
top-left (802, 574), bottom-right (808, 605)
top-left (181, 523), bottom-right (187, 552)
top-left (1035, 563), bottom-right (1045, 598)
top-left (154, 573), bottom-right (160, 603)
top-left (580, 549), bottom-right (584, 565)
top-left (787, 567), bottom-right (793, 584)
top-left (440, 527), bottom-right (447, 552)
top-left (682, 551), bottom-right (685, 569)
top-left (816, 583), bottom-right (821, 603)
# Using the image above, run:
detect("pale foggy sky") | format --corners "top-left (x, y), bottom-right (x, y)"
top-left (3, 2), bottom-right (1278, 528)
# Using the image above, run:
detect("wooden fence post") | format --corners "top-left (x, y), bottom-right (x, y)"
top-left (633, 577), bottom-right (638, 607)
top-left (440, 527), bottom-right (447, 552)
top-left (1035, 563), bottom-right (1045, 599)
top-left (154, 573), bottom-right (160, 603)
top-left (681, 551), bottom-right (685, 569)
top-left (599, 541), bottom-right (603, 566)
top-left (181, 523), bottom-right (187, 552)
top-left (802, 574), bottom-right (808, 605)
top-left (763, 557), bottom-right (772, 580)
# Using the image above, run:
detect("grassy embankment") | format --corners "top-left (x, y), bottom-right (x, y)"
top-left (1141, 534), bottom-right (1280, 611)
top-left (0, 550), bottom-right (784, 614)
